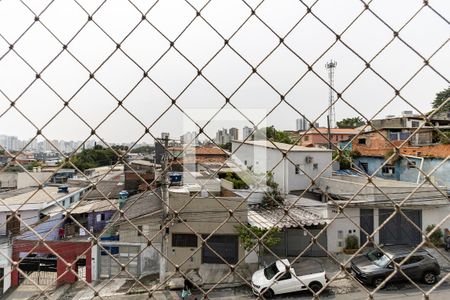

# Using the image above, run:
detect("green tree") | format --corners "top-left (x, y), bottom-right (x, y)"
top-left (252, 126), bottom-right (293, 144)
top-left (130, 145), bottom-right (155, 154)
top-left (224, 172), bottom-right (248, 189)
top-left (336, 117), bottom-right (365, 128)
top-left (236, 224), bottom-right (280, 264)
top-left (262, 172), bottom-right (284, 208)
top-left (218, 142), bottom-right (232, 151)
top-left (432, 87), bottom-right (450, 112)
top-left (64, 147), bottom-right (118, 171)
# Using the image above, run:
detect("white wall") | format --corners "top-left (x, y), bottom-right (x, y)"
top-left (0, 242), bottom-right (11, 293)
top-left (422, 206), bottom-right (450, 233)
top-left (326, 207), bottom-right (360, 253)
top-left (231, 142), bottom-right (332, 193)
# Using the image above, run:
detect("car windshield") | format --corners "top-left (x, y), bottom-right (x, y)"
top-left (366, 249), bottom-right (382, 261)
top-left (374, 254), bottom-right (391, 267)
top-left (264, 263), bottom-right (279, 280)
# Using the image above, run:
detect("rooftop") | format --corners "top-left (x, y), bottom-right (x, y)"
top-left (0, 185), bottom-right (86, 209)
top-left (297, 127), bottom-right (360, 135)
top-left (234, 140), bottom-right (332, 152)
top-left (68, 199), bottom-right (119, 214)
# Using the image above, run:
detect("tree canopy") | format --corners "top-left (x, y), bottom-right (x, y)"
top-left (64, 145), bottom-right (118, 171)
top-left (336, 117), bottom-right (365, 128)
top-left (130, 145), bottom-right (155, 154)
top-left (252, 126), bottom-right (293, 144)
top-left (432, 87), bottom-right (450, 112)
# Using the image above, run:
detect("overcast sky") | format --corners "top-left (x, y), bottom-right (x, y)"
top-left (0, 0), bottom-right (448, 145)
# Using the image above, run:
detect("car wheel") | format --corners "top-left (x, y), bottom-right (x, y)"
top-left (423, 272), bottom-right (437, 285)
top-left (263, 289), bottom-right (274, 298)
top-left (373, 278), bottom-right (385, 288)
top-left (309, 282), bottom-right (323, 293)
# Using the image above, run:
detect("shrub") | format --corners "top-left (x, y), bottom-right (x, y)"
top-left (345, 234), bottom-right (359, 250)
top-left (426, 224), bottom-right (443, 247)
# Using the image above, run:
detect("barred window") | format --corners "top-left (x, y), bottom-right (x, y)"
top-left (172, 234), bottom-right (197, 248)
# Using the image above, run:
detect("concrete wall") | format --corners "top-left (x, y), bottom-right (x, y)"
top-left (327, 207), bottom-right (360, 253)
top-left (119, 218), bottom-right (162, 275)
top-left (167, 191), bottom-right (247, 272)
top-left (0, 173), bottom-right (17, 189)
top-left (87, 210), bottom-right (115, 233)
top-left (17, 172), bottom-right (53, 189)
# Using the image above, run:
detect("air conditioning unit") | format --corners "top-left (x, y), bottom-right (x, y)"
top-left (305, 156), bottom-right (313, 164)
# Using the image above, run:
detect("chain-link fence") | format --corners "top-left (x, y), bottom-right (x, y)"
top-left (0, 0), bottom-right (449, 299)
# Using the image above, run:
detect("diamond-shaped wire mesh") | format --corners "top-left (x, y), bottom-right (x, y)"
top-left (0, 0), bottom-right (449, 299)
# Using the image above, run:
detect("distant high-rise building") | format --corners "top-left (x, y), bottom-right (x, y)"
top-left (161, 132), bottom-right (170, 140)
top-left (229, 128), bottom-right (239, 141)
top-left (243, 126), bottom-right (253, 140)
top-left (180, 131), bottom-right (198, 146)
top-left (296, 118), bottom-right (309, 131)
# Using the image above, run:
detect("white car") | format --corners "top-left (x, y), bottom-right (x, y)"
top-left (251, 259), bottom-right (328, 298)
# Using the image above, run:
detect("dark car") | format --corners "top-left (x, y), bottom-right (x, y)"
top-left (350, 246), bottom-right (441, 287)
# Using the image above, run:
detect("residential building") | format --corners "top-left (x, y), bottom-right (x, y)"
top-left (243, 126), bottom-right (253, 140)
top-left (317, 175), bottom-right (450, 252)
top-left (352, 125), bottom-right (450, 188)
top-left (0, 185), bottom-right (88, 237)
top-left (124, 159), bottom-right (159, 192)
top-left (168, 146), bottom-right (229, 172)
top-left (231, 140), bottom-right (332, 194)
top-left (215, 128), bottom-right (230, 145)
top-left (63, 199), bottom-right (119, 237)
top-left (166, 187), bottom-right (247, 272)
top-left (296, 117), bottom-right (309, 131)
top-left (180, 131), bottom-right (198, 146)
top-left (291, 127), bottom-right (359, 149)
top-left (229, 127), bottom-right (239, 141)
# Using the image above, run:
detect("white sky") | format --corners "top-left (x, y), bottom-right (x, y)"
top-left (0, 0), bottom-right (448, 144)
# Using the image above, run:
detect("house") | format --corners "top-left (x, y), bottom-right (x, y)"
top-left (168, 146), bottom-right (229, 172)
top-left (166, 187), bottom-right (247, 272)
top-left (288, 127), bottom-right (359, 149)
top-left (115, 190), bottom-right (163, 277)
top-left (124, 159), bottom-right (159, 192)
top-left (317, 175), bottom-right (450, 253)
top-left (231, 140), bottom-right (332, 194)
top-left (352, 125), bottom-right (450, 188)
top-left (248, 195), bottom-right (329, 258)
top-left (0, 185), bottom-right (88, 237)
top-left (63, 199), bottom-right (119, 237)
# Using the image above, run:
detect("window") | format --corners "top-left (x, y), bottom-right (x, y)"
top-left (96, 213), bottom-right (105, 222)
top-left (303, 136), bottom-right (309, 141)
top-left (411, 121), bottom-right (420, 127)
top-left (358, 138), bottom-right (366, 145)
top-left (360, 162), bottom-right (369, 173)
top-left (172, 234), bottom-right (197, 247)
top-left (295, 164), bottom-right (300, 174)
top-left (407, 161), bottom-right (416, 168)
top-left (313, 163), bottom-right (318, 170)
top-left (279, 270), bottom-right (292, 280)
top-left (137, 225), bottom-right (143, 236)
top-left (69, 197), bottom-right (74, 204)
top-left (244, 160), bottom-right (247, 166)
top-left (405, 256), bottom-right (423, 265)
top-left (337, 230), bottom-right (343, 240)
top-left (382, 165), bottom-right (395, 175)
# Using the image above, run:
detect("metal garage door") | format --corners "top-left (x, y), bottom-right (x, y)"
top-left (202, 235), bottom-right (239, 264)
top-left (360, 209), bottom-right (374, 245)
top-left (379, 209), bottom-right (422, 245)
top-left (271, 228), bottom-right (328, 257)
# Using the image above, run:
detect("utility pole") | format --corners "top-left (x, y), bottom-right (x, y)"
top-left (325, 60), bottom-right (337, 129)
top-left (159, 136), bottom-right (169, 283)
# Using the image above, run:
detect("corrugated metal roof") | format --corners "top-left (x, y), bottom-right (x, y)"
top-left (248, 206), bottom-right (327, 229)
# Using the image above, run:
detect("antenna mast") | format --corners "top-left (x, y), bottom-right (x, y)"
top-left (325, 60), bottom-right (337, 128)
